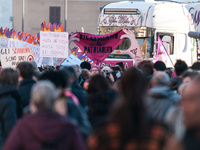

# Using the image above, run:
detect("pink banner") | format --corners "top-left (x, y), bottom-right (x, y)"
top-left (72, 29), bottom-right (125, 64)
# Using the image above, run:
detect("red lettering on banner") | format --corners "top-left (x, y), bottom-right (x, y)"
top-left (56, 45), bottom-right (66, 50)
top-left (51, 50), bottom-right (64, 55)
top-left (12, 47), bottom-right (30, 54)
top-left (61, 34), bottom-right (67, 38)
top-left (42, 39), bottom-right (52, 43)
top-left (41, 33), bottom-right (48, 37)
top-left (59, 39), bottom-right (68, 44)
top-left (48, 33), bottom-right (60, 38)
top-left (42, 50), bottom-right (48, 55)
top-left (42, 45), bottom-right (53, 49)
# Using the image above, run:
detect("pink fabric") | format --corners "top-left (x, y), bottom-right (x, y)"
top-left (172, 72), bottom-right (176, 77)
top-left (156, 36), bottom-right (169, 61)
top-left (73, 29), bottom-right (125, 64)
top-left (65, 91), bottom-right (79, 106)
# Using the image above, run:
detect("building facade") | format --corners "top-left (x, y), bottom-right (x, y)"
top-left (0, 0), bottom-right (13, 29)
top-left (12, 0), bottom-right (132, 34)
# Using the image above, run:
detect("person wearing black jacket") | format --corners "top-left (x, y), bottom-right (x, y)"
top-left (0, 68), bottom-right (22, 146)
top-left (17, 62), bottom-right (36, 108)
top-left (87, 75), bottom-right (116, 129)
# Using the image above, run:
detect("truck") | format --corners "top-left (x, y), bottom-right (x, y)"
top-left (97, 0), bottom-right (200, 67)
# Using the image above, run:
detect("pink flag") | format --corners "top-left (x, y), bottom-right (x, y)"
top-left (72, 29), bottom-right (125, 64)
top-left (156, 36), bottom-right (169, 62)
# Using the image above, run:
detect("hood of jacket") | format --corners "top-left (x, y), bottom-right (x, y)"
top-left (87, 89), bottom-right (116, 115)
top-left (0, 85), bottom-right (20, 99)
top-left (23, 111), bottom-right (77, 143)
top-left (147, 85), bottom-right (180, 102)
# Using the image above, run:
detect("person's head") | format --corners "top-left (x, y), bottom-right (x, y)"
top-left (174, 60), bottom-right (188, 76)
top-left (110, 67), bottom-right (146, 136)
top-left (182, 71), bottom-right (199, 83)
top-left (60, 66), bottom-right (78, 84)
top-left (90, 66), bottom-right (101, 76)
top-left (87, 74), bottom-right (110, 94)
top-left (30, 81), bottom-right (56, 114)
top-left (29, 61), bottom-right (38, 71)
top-left (17, 61), bottom-right (34, 82)
top-left (80, 62), bottom-right (91, 71)
top-left (72, 65), bottom-right (81, 79)
top-left (182, 76), bottom-right (200, 129)
top-left (153, 61), bottom-right (166, 72)
top-left (116, 62), bottom-right (124, 71)
top-left (169, 77), bottom-right (183, 92)
top-left (39, 71), bottom-right (70, 96)
top-left (151, 71), bottom-right (170, 87)
top-left (191, 62), bottom-right (200, 71)
top-left (81, 69), bottom-right (92, 80)
top-left (0, 68), bottom-right (19, 88)
top-left (137, 60), bottom-right (154, 76)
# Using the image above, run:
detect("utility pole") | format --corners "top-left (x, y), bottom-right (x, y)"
top-left (64, 0), bottom-right (67, 32)
top-left (22, 0), bottom-right (25, 31)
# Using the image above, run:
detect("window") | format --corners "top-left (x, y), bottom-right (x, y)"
top-left (49, 7), bottom-right (61, 24)
top-left (156, 32), bottom-right (174, 55)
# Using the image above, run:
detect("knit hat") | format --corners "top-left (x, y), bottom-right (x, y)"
top-left (153, 61), bottom-right (166, 71)
top-left (90, 65), bottom-right (101, 73)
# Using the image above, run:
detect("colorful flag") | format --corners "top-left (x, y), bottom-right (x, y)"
top-left (156, 36), bottom-right (170, 63)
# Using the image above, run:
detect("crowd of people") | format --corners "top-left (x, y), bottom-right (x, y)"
top-left (0, 59), bottom-right (200, 150)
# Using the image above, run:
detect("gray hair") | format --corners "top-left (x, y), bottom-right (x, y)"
top-left (29, 61), bottom-right (38, 71)
top-left (30, 81), bottom-right (56, 111)
top-left (152, 71), bottom-right (170, 86)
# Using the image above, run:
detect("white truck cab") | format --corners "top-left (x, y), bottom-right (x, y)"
top-left (97, 0), bottom-right (200, 67)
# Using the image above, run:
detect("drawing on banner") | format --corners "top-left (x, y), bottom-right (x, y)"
top-left (0, 37), bottom-right (9, 48)
top-left (99, 15), bottom-right (141, 27)
top-left (1, 47), bottom-right (34, 68)
top-left (40, 31), bottom-right (69, 58)
top-left (62, 54), bottom-right (82, 66)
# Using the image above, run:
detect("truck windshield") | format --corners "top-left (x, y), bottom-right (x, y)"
top-left (108, 37), bottom-right (153, 59)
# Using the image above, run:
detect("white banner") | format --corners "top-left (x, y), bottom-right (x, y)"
top-left (62, 54), bottom-right (82, 66)
top-left (8, 39), bottom-right (43, 67)
top-left (1, 47), bottom-right (34, 68)
top-left (40, 31), bottom-right (69, 58)
top-left (99, 14), bottom-right (141, 27)
top-left (0, 37), bottom-right (9, 48)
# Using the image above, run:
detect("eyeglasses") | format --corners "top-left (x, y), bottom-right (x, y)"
top-left (91, 69), bottom-right (99, 72)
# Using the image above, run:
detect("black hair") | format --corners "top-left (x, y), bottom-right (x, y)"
top-left (191, 62), bottom-right (200, 71)
top-left (153, 61), bottom-right (166, 71)
top-left (39, 70), bottom-right (70, 88)
top-left (17, 62), bottom-right (34, 79)
top-left (80, 62), bottom-right (91, 71)
top-left (175, 60), bottom-right (188, 76)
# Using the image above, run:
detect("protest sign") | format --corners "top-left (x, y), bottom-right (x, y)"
top-left (70, 29), bottom-right (125, 64)
top-left (1, 47), bottom-right (34, 68)
top-left (40, 31), bottom-right (69, 58)
top-left (0, 37), bottom-right (9, 48)
top-left (62, 54), bottom-right (82, 66)
top-left (8, 39), bottom-right (43, 67)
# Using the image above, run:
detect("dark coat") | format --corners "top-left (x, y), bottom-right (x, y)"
top-left (67, 97), bottom-right (92, 139)
top-left (145, 85), bottom-right (180, 122)
top-left (71, 82), bottom-right (87, 108)
top-left (0, 85), bottom-right (20, 144)
top-left (87, 89), bottom-right (116, 129)
top-left (18, 78), bottom-right (36, 108)
top-left (2, 111), bottom-right (86, 150)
